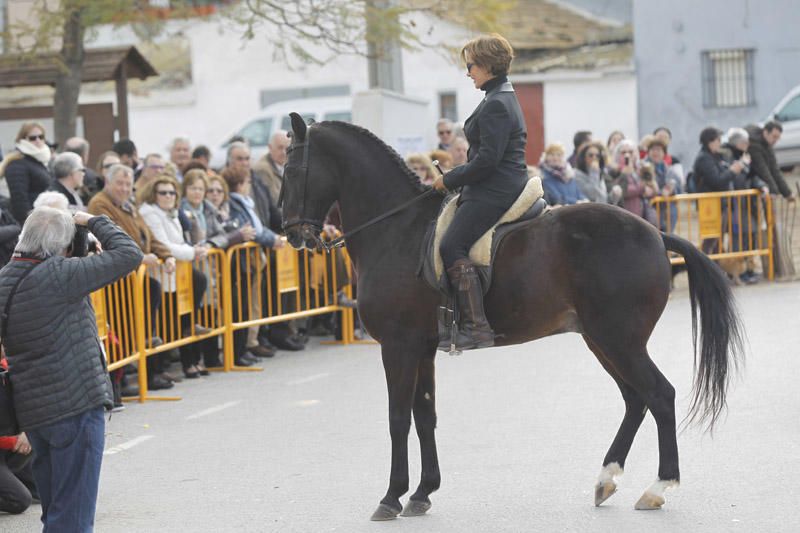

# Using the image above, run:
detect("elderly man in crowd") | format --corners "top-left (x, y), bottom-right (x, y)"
top-left (436, 118), bottom-right (454, 150)
top-left (224, 142), bottom-right (304, 353)
top-left (88, 164), bottom-right (178, 390)
top-left (226, 142), bottom-right (281, 233)
top-left (448, 136), bottom-right (469, 167)
top-left (253, 130), bottom-right (290, 206)
top-left (50, 152), bottom-right (86, 209)
top-left (63, 136), bottom-right (103, 202)
top-left (0, 207), bottom-right (142, 532)
top-left (169, 136), bottom-right (192, 182)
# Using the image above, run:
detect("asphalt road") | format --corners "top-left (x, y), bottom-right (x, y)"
top-left (3, 280), bottom-right (799, 532)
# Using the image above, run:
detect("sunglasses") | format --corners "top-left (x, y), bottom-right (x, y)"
top-left (156, 190), bottom-right (177, 197)
top-left (207, 188), bottom-right (224, 194)
top-left (466, 62), bottom-right (475, 73)
top-left (27, 134), bottom-right (45, 141)
top-left (438, 130), bottom-right (452, 135)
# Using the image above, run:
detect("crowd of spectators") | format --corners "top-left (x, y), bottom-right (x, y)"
top-left (422, 117), bottom-right (795, 285)
top-left (0, 122), bottom-right (347, 420)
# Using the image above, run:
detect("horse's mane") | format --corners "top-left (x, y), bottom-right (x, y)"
top-left (316, 121), bottom-right (430, 193)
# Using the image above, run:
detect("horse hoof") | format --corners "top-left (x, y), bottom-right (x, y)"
top-left (370, 503), bottom-right (400, 521)
top-left (401, 499), bottom-right (432, 517)
top-left (634, 492), bottom-right (665, 510)
top-left (594, 481), bottom-right (617, 506)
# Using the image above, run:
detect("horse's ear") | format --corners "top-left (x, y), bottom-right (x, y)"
top-left (290, 112), bottom-right (307, 142)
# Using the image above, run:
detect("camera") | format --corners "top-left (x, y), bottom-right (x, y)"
top-left (68, 225), bottom-right (90, 257)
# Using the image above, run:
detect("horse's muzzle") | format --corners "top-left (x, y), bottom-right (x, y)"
top-left (285, 222), bottom-right (321, 250)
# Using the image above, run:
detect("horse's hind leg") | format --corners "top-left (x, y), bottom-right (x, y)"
top-left (589, 337), bottom-right (680, 510)
top-left (402, 354), bottom-right (440, 517)
top-left (584, 336), bottom-right (648, 506)
top-left (371, 342), bottom-right (419, 521)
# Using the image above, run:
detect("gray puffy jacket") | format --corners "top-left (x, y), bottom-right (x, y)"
top-left (0, 215), bottom-right (143, 430)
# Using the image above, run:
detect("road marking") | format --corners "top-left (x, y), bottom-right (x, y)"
top-left (185, 400), bottom-right (241, 420)
top-left (286, 373), bottom-right (330, 386)
top-left (104, 435), bottom-right (154, 456)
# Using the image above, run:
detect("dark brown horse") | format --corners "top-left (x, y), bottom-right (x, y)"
top-left (281, 114), bottom-right (743, 520)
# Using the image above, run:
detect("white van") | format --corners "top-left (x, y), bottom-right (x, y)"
top-left (210, 96), bottom-right (352, 169)
top-left (766, 84), bottom-right (800, 169)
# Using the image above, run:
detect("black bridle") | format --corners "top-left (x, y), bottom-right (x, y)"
top-left (281, 129), bottom-right (439, 252)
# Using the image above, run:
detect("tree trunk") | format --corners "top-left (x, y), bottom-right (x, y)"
top-left (53, 5), bottom-right (86, 147)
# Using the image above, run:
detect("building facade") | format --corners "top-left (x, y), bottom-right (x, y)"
top-left (634, 0), bottom-right (800, 164)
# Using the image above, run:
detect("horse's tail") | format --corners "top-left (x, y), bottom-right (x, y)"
top-left (661, 233), bottom-right (745, 431)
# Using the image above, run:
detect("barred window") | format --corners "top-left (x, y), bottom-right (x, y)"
top-left (439, 93), bottom-right (458, 122)
top-left (701, 49), bottom-right (755, 108)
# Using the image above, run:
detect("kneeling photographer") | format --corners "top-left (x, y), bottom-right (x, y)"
top-left (0, 208), bottom-right (142, 531)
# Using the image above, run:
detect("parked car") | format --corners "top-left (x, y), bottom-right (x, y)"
top-left (766, 84), bottom-right (800, 170)
top-left (209, 96), bottom-right (352, 169)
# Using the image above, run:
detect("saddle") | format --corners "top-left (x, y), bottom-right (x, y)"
top-left (419, 177), bottom-right (548, 295)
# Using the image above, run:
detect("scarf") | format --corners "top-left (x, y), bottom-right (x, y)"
top-left (541, 161), bottom-right (570, 182)
top-left (16, 139), bottom-right (51, 166)
top-left (230, 192), bottom-right (264, 235)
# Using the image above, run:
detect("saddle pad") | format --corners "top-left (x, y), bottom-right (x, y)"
top-left (433, 177), bottom-right (544, 279)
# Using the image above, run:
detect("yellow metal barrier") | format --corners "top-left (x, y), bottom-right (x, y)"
top-left (135, 248), bottom-right (228, 400)
top-left (92, 271), bottom-right (140, 373)
top-left (222, 241), bottom-right (357, 370)
top-left (652, 189), bottom-right (774, 280)
top-left (91, 243), bottom-right (356, 399)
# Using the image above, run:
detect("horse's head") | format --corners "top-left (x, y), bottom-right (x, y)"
top-left (282, 112), bottom-right (338, 250)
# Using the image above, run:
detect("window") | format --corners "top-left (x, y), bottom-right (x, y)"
top-left (236, 118), bottom-right (273, 147)
top-left (701, 49), bottom-right (755, 108)
top-left (261, 85), bottom-right (350, 109)
top-left (776, 95), bottom-right (800, 122)
top-left (439, 92), bottom-right (457, 121)
top-left (323, 111), bottom-right (352, 123)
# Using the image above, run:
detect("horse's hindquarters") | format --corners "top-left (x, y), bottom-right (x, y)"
top-left (485, 205), bottom-right (671, 346)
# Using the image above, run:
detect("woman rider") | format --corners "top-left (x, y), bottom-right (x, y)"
top-left (432, 34), bottom-right (529, 351)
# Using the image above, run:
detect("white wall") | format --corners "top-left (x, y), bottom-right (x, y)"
top-left (542, 72), bottom-right (638, 153)
top-left (86, 14), bottom-right (484, 158)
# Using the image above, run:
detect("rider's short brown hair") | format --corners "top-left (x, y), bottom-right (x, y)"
top-left (461, 34), bottom-right (514, 76)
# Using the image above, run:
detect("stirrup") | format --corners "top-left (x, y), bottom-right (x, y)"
top-left (437, 305), bottom-right (462, 355)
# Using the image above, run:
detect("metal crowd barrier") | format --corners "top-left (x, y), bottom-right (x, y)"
top-left (222, 241), bottom-right (356, 371)
top-left (91, 242), bottom-right (357, 401)
top-left (651, 189), bottom-right (775, 280)
top-left (92, 271), bottom-right (140, 373)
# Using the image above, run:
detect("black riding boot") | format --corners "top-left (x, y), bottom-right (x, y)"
top-left (438, 259), bottom-right (494, 351)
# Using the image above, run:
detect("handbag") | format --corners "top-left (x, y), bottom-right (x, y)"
top-left (0, 261), bottom-right (40, 436)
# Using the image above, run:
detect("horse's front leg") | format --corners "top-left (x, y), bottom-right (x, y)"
top-left (371, 341), bottom-right (419, 521)
top-left (402, 352), bottom-right (440, 517)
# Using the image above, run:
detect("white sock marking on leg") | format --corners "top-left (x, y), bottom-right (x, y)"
top-left (598, 462), bottom-right (623, 484)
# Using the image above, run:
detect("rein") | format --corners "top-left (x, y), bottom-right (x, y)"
top-left (322, 189), bottom-right (438, 251)
top-left (282, 131), bottom-right (440, 252)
